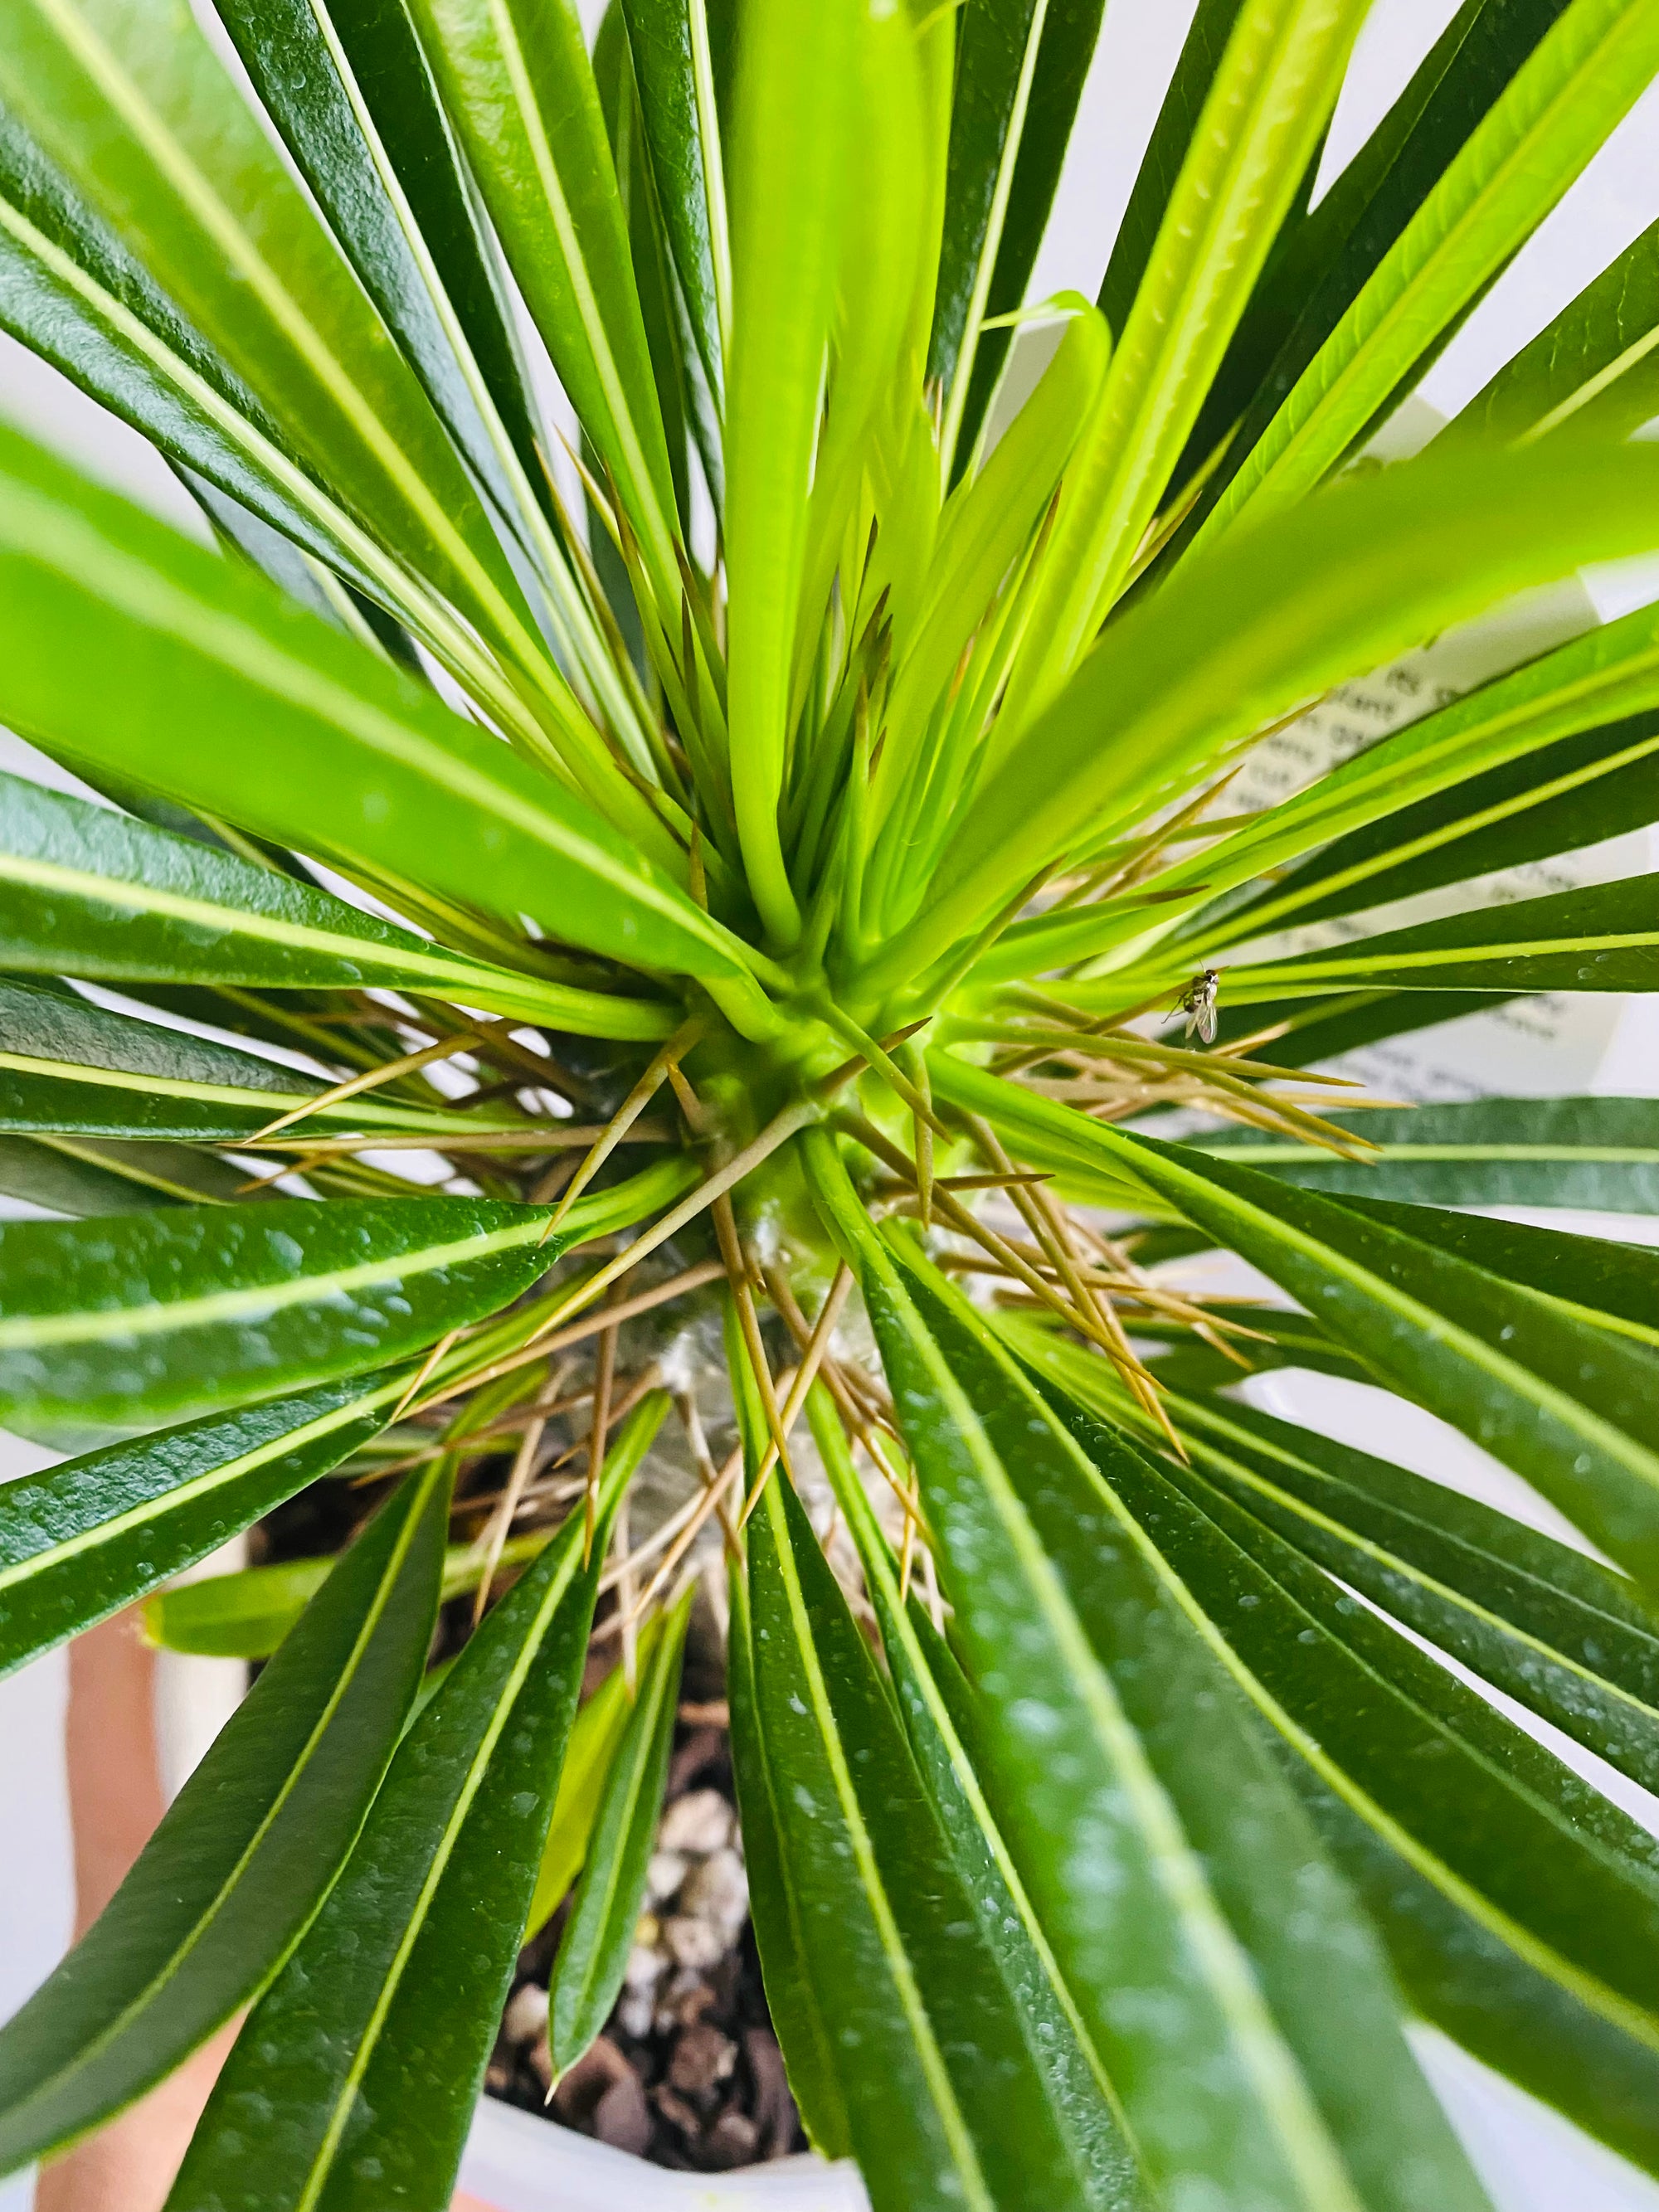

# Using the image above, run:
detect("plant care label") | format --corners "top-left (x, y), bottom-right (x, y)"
top-left (1221, 572), bottom-right (1653, 1101)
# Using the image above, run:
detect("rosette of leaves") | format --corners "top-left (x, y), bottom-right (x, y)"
top-left (7, 0), bottom-right (1659, 2205)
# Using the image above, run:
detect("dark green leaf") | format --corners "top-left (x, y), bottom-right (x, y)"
top-left (803, 1126), bottom-right (1486, 2212)
top-left (0, 1131), bottom-right (255, 1213)
top-left (1169, 1390), bottom-right (1659, 1797)
top-left (0, 1194), bottom-right (568, 1434)
top-left (1196, 1096), bottom-right (1659, 1209)
top-left (0, 1372), bottom-right (401, 1678)
top-left (0, 1455), bottom-right (450, 2171)
top-left (809, 1386), bottom-right (1146, 2211)
top-left (547, 1585), bottom-right (691, 2075)
top-left (744, 1464), bottom-right (1099, 2212)
top-left (167, 1398), bottom-right (659, 2212)
top-left (1444, 209), bottom-right (1659, 448)
top-left (0, 770), bottom-right (678, 1038)
top-left (945, 0), bottom-right (1107, 477)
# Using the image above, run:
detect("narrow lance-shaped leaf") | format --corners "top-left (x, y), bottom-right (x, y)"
top-left (547, 1584), bottom-right (692, 2076)
top-left (988, 1088), bottom-right (1659, 1592)
top-left (0, 770), bottom-right (678, 1039)
top-left (0, 1130), bottom-right (257, 1215)
top-left (0, 1455), bottom-right (453, 2174)
top-left (863, 438), bottom-right (1659, 1001)
top-left (1172, 0), bottom-right (1569, 538)
top-left (1194, 0), bottom-right (1659, 547)
top-left (997, 0), bottom-right (1372, 737)
top-left (1443, 210), bottom-right (1659, 449)
top-left (166, 1394), bottom-right (664, 2212)
top-left (0, 423), bottom-right (791, 1039)
top-left (1167, 1390), bottom-right (1659, 1800)
top-left (808, 1384), bottom-right (1146, 2212)
top-left (0, 1369), bottom-right (408, 1680)
top-left (0, 0), bottom-right (547, 684)
top-left (1194, 1096), bottom-right (1659, 1210)
top-left (406, 0), bottom-right (684, 614)
top-left (990, 590), bottom-right (1659, 982)
top-left (523, 1611), bottom-right (670, 1938)
top-left (1222, 873), bottom-right (1659, 1000)
top-left (0, 1194), bottom-right (570, 1436)
top-left (1028, 1364), bottom-right (1659, 2186)
top-left (801, 1126), bottom-right (1490, 2212)
top-left (744, 1458), bottom-right (1101, 2212)
top-left (944, 0), bottom-right (1107, 479)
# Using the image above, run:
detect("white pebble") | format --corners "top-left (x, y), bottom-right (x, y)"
top-left (679, 1847), bottom-right (749, 1939)
top-left (645, 1850), bottom-right (688, 1902)
top-left (623, 1942), bottom-right (665, 1993)
top-left (659, 1789), bottom-right (732, 1856)
top-left (502, 1983), bottom-right (549, 2046)
top-left (616, 1989), bottom-right (656, 2039)
top-left (662, 1914), bottom-right (726, 1971)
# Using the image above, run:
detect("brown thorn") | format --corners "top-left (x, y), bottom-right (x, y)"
top-left (248, 1025), bottom-right (487, 1144)
top-left (390, 1326), bottom-right (464, 1424)
top-left (583, 1318), bottom-right (620, 1568)
top-left (471, 1399), bottom-right (555, 1627)
top-left (549, 1014), bottom-right (707, 1235)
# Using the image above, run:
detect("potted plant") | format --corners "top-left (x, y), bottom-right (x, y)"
top-left (4, 0), bottom-right (1659, 2203)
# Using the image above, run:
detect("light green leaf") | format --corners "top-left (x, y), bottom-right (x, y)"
top-left (865, 438), bottom-right (1659, 1004)
top-left (0, 1455), bottom-right (451, 2171)
top-left (1195, 0), bottom-right (1659, 545)
top-left (998, 0), bottom-right (1372, 732)
top-left (0, 422), bottom-right (791, 1037)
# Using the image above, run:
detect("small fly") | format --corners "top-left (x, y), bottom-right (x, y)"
top-left (1174, 968), bottom-right (1220, 1045)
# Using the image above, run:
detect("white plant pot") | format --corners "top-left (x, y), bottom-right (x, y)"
top-left (459, 2095), bottom-right (866, 2212)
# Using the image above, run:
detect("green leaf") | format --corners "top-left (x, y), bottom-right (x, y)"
top-left (1210, 705), bottom-right (1659, 943)
top-left (0, 0), bottom-right (546, 683)
top-left (721, 0), bottom-right (859, 945)
top-left (0, 1131), bottom-right (256, 1213)
top-left (0, 1455), bottom-right (450, 2171)
top-left (943, 0), bottom-right (1107, 479)
top-left (1066, 1117), bottom-right (1659, 1590)
top-left (0, 1194), bottom-right (568, 1434)
top-left (547, 1585), bottom-right (691, 2076)
top-left (1195, 0), bottom-right (1659, 545)
top-left (1176, 0), bottom-right (1568, 533)
top-left (1168, 1391), bottom-right (1659, 1799)
top-left (744, 1463), bottom-right (1100, 2212)
top-left (1097, 0), bottom-right (1248, 347)
top-left (523, 1613), bottom-right (669, 1938)
top-left (1202, 989), bottom-right (1518, 1069)
top-left (406, 0), bottom-right (682, 611)
top-left (0, 1371), bottom-right (402, 1679)
top-left (167, 1398), bottom-right (659, 2212)
top-left (808, 1385), bottom-right (1146, 2212)
top-left (1195, 1096), bottom-right (1659, 1208)
top-left (999, 0), bottom-right (1372, 730)
top-left (995, 590), bottom-right (1659, 980)
top-left (0, 422), bottom-right (791, 1038)
top-left (1029, 1369), bottom-right (1659, 2185)
top-left (802, 1130), bottom-right (1489, 2212)
top-left (1224, 872), bottom-right (1659, 999)
top-left (209, 0), bottom-right (542, 557)
top-left (1447, 207), bottom-right (1659, 447)
top-left (928, 0), bottom-right (1052, 475)
top-left (619, 0), bottom-right (730, 415)
top-left (868, 438), bottom-right (1659, 1000)
top-left (725, 1553), bottom-right (851, 2160)
top-left (0, 769), bottom-right (677, 1038)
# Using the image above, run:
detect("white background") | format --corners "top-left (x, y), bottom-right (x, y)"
top-left (6, 1), bottom-right (1659, 2205)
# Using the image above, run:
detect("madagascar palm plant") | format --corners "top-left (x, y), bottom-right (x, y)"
top-left (7, 0), bottom-right (1659, 2202)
